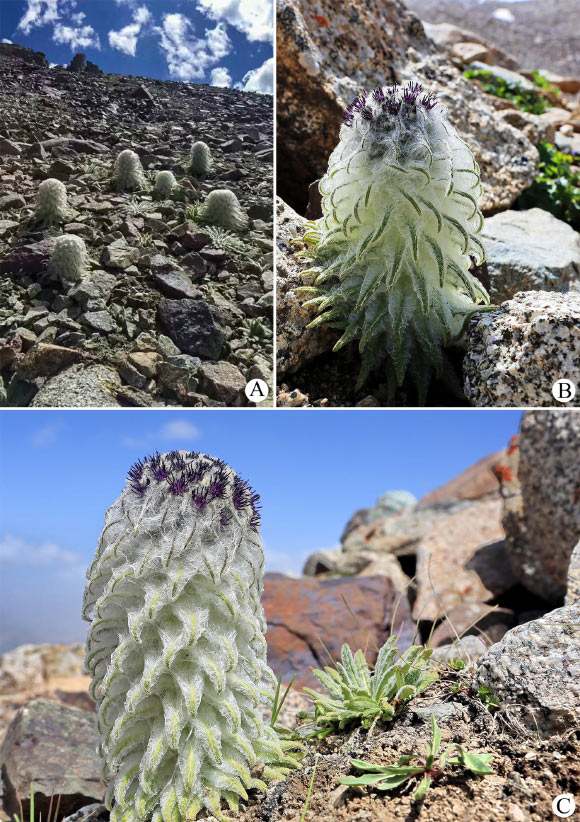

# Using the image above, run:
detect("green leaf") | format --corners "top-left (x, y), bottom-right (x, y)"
top-left (455, 747), bottom-right (494, 775)
top-left (413, 774), bottom-right (432, 802)
top-left (430, 714), bottom-right (441, 757)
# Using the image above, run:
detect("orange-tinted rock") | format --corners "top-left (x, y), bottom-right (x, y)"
top-left (413, 497), bottom-right (505, 621)
top-left (421, 448), bottom-right (506, 505)
top-left (263, 573), bottom-right (414, 689)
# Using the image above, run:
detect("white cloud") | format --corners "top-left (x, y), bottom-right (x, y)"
top-left (31, 422), bottom-right (62, 446)
top-left (0, 534), bottom-right (80, 567)
top-left (238, 56), bottom-right (273, 94)
top-left (108, 5), bottom-right (151, 56)
top-left (211, 66), bottom-right (231, 87)
top-left (160, 419), bottom-right (200, 439)
top-left (122, 418), bottom-right (201, 447)
top-left (17, 0), bottom-right (62, 34)
top-left (493, 8), bottom-right (515, 22)
top-left (53, 12), bottom-right (100, 50)
top-left (196, 0), bottom-right (272, 43)
top-left (156, 13), bottom-right (231, 81)
top-left (2, 39), bottom-right (13, 44)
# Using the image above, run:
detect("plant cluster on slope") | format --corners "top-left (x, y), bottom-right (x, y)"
top-left (516, 141), bottom-right (580, 230)
top-left (463, 68), bottom-right (548, 114)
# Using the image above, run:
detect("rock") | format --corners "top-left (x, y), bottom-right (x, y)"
top-left (468, 61), bottom-right (535, 90)
top-left (0, 42), bottom-right (48, 68)
top-left (82, 310), bottom-right (116, 334)
top-left (431, 635), bottom-right (488, 665)
top-left (157, 354), bottom-right (200, 399)
top-left (127, 351), bottom-right (160, 379)
top-left (0, 238), bottom-right (57, 275)
top-left (464, 291), bottom-right (580, 407)
top-left (197, 361), bottom-right (246, 405)
top-left (151, 269), bottom-right (202, 299)
top-left (262, 573), bottom-right (415, 689)
top-left (450, 42), bottom-right (491, 64)
top-left (157, 299), bottom-right (225, 360)
top-left (303, 548), bottom-right (342, 576)
top-left (502, 410), bottom-right (580, 602)
top-left (0, 699), bottom-right (104, 818)
top-left (475, 603), bottom-right (580, 736)
top-left (277, 0), bottom-right (537, 215)
top-left (0, 138), bottom-right (21, 156)
top-left (16, 343), bottom-right (84, 380)
top-left (24, 138), bottom-right (108, 158)
top-left (100, 242), bottom-right (139, 270)
top-left (276, 198), bottom-right (338, 375)
top-left (540, 107), bottom-right (576, 129)
top-left (481, 209), bottom-right (580, 303)
top-left (368, 491), bottom-right (417, 522)
top-left (413, 497), bottom-right (506, 621)
top-left (420, 21), bottom-right (520, 70)
top-left (420, 449), bottom-right (506, 504)
top-left (567, 541), bottom-right (580, 605)
top-left (67, 53), bottom-right (86, 72)
top-left (68, 270), bottom-right (116, 306)
top-left (0, 643), bottom-right (85, 694)
top-left (0, 193), bottom-right (26, 211)
top-left (494, 109), bottom-right (556, 146)
top-left (61, 805), bottom-right (108, 822)
top-left (31, 364), bottom-right (121, 407)
top-left (429, 603), bottom-right (515, 647)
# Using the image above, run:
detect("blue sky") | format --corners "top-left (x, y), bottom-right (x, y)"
top-left (0, 0), bottom-right (273, 93)
top-left (0, 409), bottom-right (522, 653)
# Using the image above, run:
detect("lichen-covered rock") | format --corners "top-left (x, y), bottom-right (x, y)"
top-left (367, 491), bottom-right (418, 523)
top-left (481, 208), bottom-right (580, 303)
top-left (276, 198), bottom-right (338, 375)
top-left (464, 291), bottom-right (580, 407)
top-left (31, 364), bottom-right (122, 407)
top-left (502, 410), bottom-right (580, 602)
top-left (277, 0), bottom-right (537, 215)
top-left (475, 603), bottom-right (580, 737)
top-left (567, 541), bottom-right (580, 605)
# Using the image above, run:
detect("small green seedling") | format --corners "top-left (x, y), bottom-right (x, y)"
top-left (16, 782), bottom-right (62, 822)
top-left (339, 714), bottom-right (494, 801)
top-left (304, 638), bottom-right (438, 738)
top-left (477, 684), bottom-right (500, 713)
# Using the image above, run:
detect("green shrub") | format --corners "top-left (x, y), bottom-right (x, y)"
top-left (463, 68), bottom-right (547, 114)
top-left (516, 141), bottom-right (580, 230)
top-left (303, 639), bottom-right (438, 738)
top-left (531, 70), bottom-right (560, 96)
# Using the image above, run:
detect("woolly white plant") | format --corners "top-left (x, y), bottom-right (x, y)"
top-left (153, 171), bottom-right (177, 199)
top-left (190, 141), bottom-right (213, 176)
top-left (82, 451), bottom-right (299, 822)
top-left (201, 189), bottom-right (248, 232)
top-left (298, 81), bottom-right (495, 402)
top-left (113, 149), bottom-right (147, 192)
top-left (35, 178), bottom-right (71, 225)
top-left (49, 234), bottom-right (89, 286)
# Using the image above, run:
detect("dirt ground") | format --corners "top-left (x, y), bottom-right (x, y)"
top-left (236, 690), bottom-right (580, 822)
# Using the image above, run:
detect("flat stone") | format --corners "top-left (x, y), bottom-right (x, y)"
top-left (475, 603), bottom-right (580, 737)
top-left (151, 269), bottom-right (202, 299)
top-left (0, 138), bottom-right (21, 156)
top-left (157, 299), bottom-right (225, 359)
top-left (451, 42), bottom-right (491, 63)
top-left (198, 360), bottom-right (246, 405)
top-left (0, 699), bottom-right (104, 819)
top-left (464, 291), bottom-right (580, 407)
top-left (31, 364), bottom-right (121, 407)
top-left (68, 270), bottom-right (117, 306)
top-left (262, 573), bottom-right (415, 689)
top-left (0, 193), bottom-right (26, 211)
top-left (16, 343), bottom-right (84, 379)
top-left (481, 208), bottom-right (580, 303)
top-left (81, 310), bottom-right (116, 334)
top-left (100, 243), bottom-right (139, 270)
top-left (0, 238), bottom-right (57, 275)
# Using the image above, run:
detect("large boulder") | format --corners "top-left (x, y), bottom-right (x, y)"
top-left (502, 411), bottom-right (580, 602)
top-left (464, 291), bottom-right (580, 407)
top-left (0, 700), bottom-right (103, 819)
top-left (277, 0), bottom-right (537, 215)
top-left (481, 209), bottom-right (580, 304)
top-left (475, 603), bottom-right (580, 737)
top-left (0, 643), bottom-right (85, 694)
top-left (567, 540), bottom-right (580, 605)
top-left (262, 573), bottom-right (414, 689)
top-left (420, 448), bottom-right (506, 504)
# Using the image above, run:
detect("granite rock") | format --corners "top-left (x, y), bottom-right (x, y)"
top-left (481, 209), bottom-right (580, 303)
top-left (31, 364), bottom-right (122, 407)
top-left (475, 603), bottom-right (580, 737)
top-left (464, 291), bottom-right (580, 407)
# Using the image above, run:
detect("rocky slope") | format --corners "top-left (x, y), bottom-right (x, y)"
top-left (0, 45), bottom-right (273, 407)
top-left (0, 411), bottom-right (579, 821)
